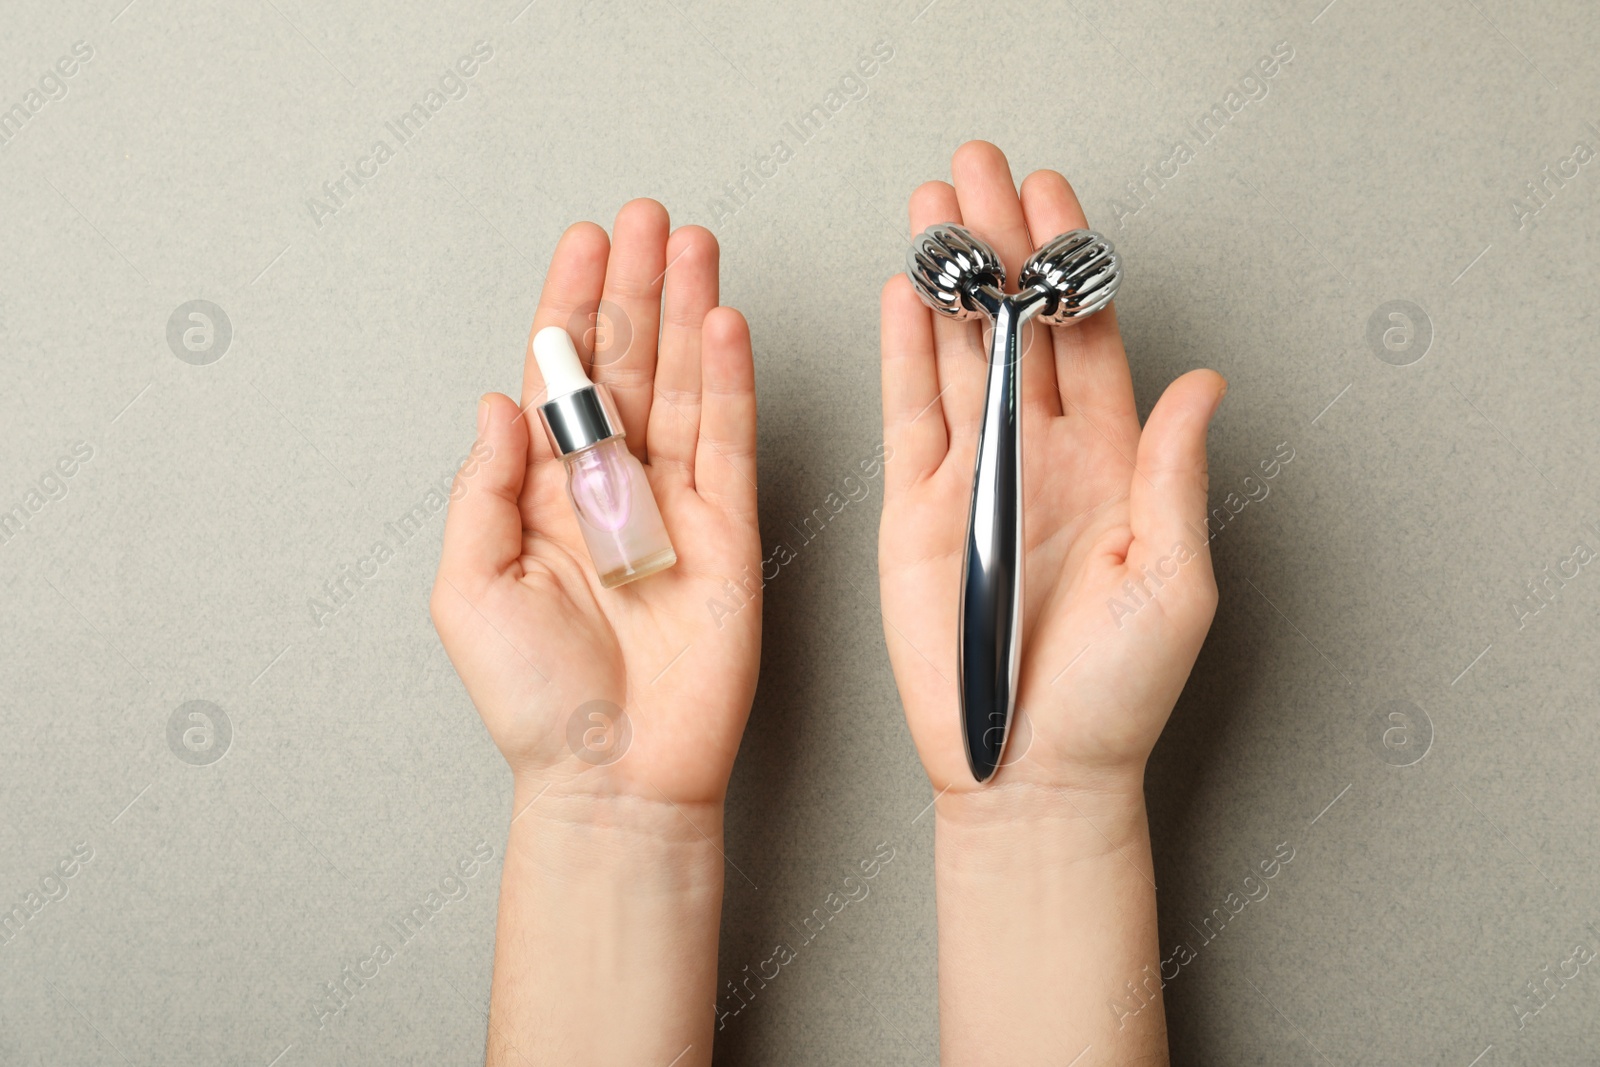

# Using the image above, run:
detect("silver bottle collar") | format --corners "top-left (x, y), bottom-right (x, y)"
top-left (537, 382), bottom-right (623, 456)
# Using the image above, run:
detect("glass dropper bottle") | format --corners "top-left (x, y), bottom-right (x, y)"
top-left (532, 326), bottom-right (676, 588)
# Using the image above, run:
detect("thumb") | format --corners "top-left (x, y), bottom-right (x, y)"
top-left (1127, 369), bottom-right (1226, 575)
top-left (436, 393), bottom-right (530, 598)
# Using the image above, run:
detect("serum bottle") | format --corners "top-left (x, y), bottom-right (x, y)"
top-left (532, 326), bottom-right (676, 588)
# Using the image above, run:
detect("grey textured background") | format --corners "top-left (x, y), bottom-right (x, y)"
top-left (2, 0), bottom-right (1598, 1063)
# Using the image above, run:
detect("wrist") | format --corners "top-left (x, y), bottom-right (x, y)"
top-left (934, 772), bottom-right (1150, 877)
top-left (935, 761), bottom-right (1148, 828)
top-left (508, 775), bottom-right (726, 888)
top-left (931, 774), bottom-right (1168, 1066)
top-left (512, 768), bottom-right (725, 823)
top-left (490, 776), bottom-right (725, 1067)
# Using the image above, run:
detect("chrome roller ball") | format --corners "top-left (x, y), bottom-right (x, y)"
top-left (905, 223), bottom-right (1006, 321)
top-left (1018, 228), bottom-right (1120, 325)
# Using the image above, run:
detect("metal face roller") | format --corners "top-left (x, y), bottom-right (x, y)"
top-left (905, 223), bottom-right (1121, 781)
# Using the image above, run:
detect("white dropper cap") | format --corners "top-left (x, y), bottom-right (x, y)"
top-left (532, 326), bottom-right (593, 400)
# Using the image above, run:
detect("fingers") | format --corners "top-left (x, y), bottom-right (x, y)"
top-left (522, 222), bottom-right (610, 419)
top-left (1017, 168), bottom-right (1088, 243)
top-left (438, 393), bottom-right (531, 595)
top-left (950, 141), bottom-right (1035, 292)
top-left (593, 199), bottom-right (669, 454)
top-left (1019, 170), bottom-right (1140, 437)
top-left (952, 143), bottom-right (1064, 421)
top-left (1127, 369), bottom-right (1227, 593)
top-left (647, 225), bottom-right (720, 480)
top-left (695, 307), bottom-right (758, 519)
top-left (909, 178), bottom-right (986, 451)
top-left (880, 273), bottom-right (946, 489)
top-left (951, 142), bottom-right (1063, 426)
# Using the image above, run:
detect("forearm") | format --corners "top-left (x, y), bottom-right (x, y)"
top-left (934, 778), bottom-right (1167, 1066)
top-left (485, 782), bottom-right (725, 1067)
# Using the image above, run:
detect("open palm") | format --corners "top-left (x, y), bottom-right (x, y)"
top-left (878, 142), bottom-right (1226, 798)
top-left (431, 200), bottom-right (760, 808)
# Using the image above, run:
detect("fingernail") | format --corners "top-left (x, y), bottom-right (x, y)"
top-left (477, 396), bottom-right (490, 435)
top-left (1212, 380), bottom-right (1228, 416)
